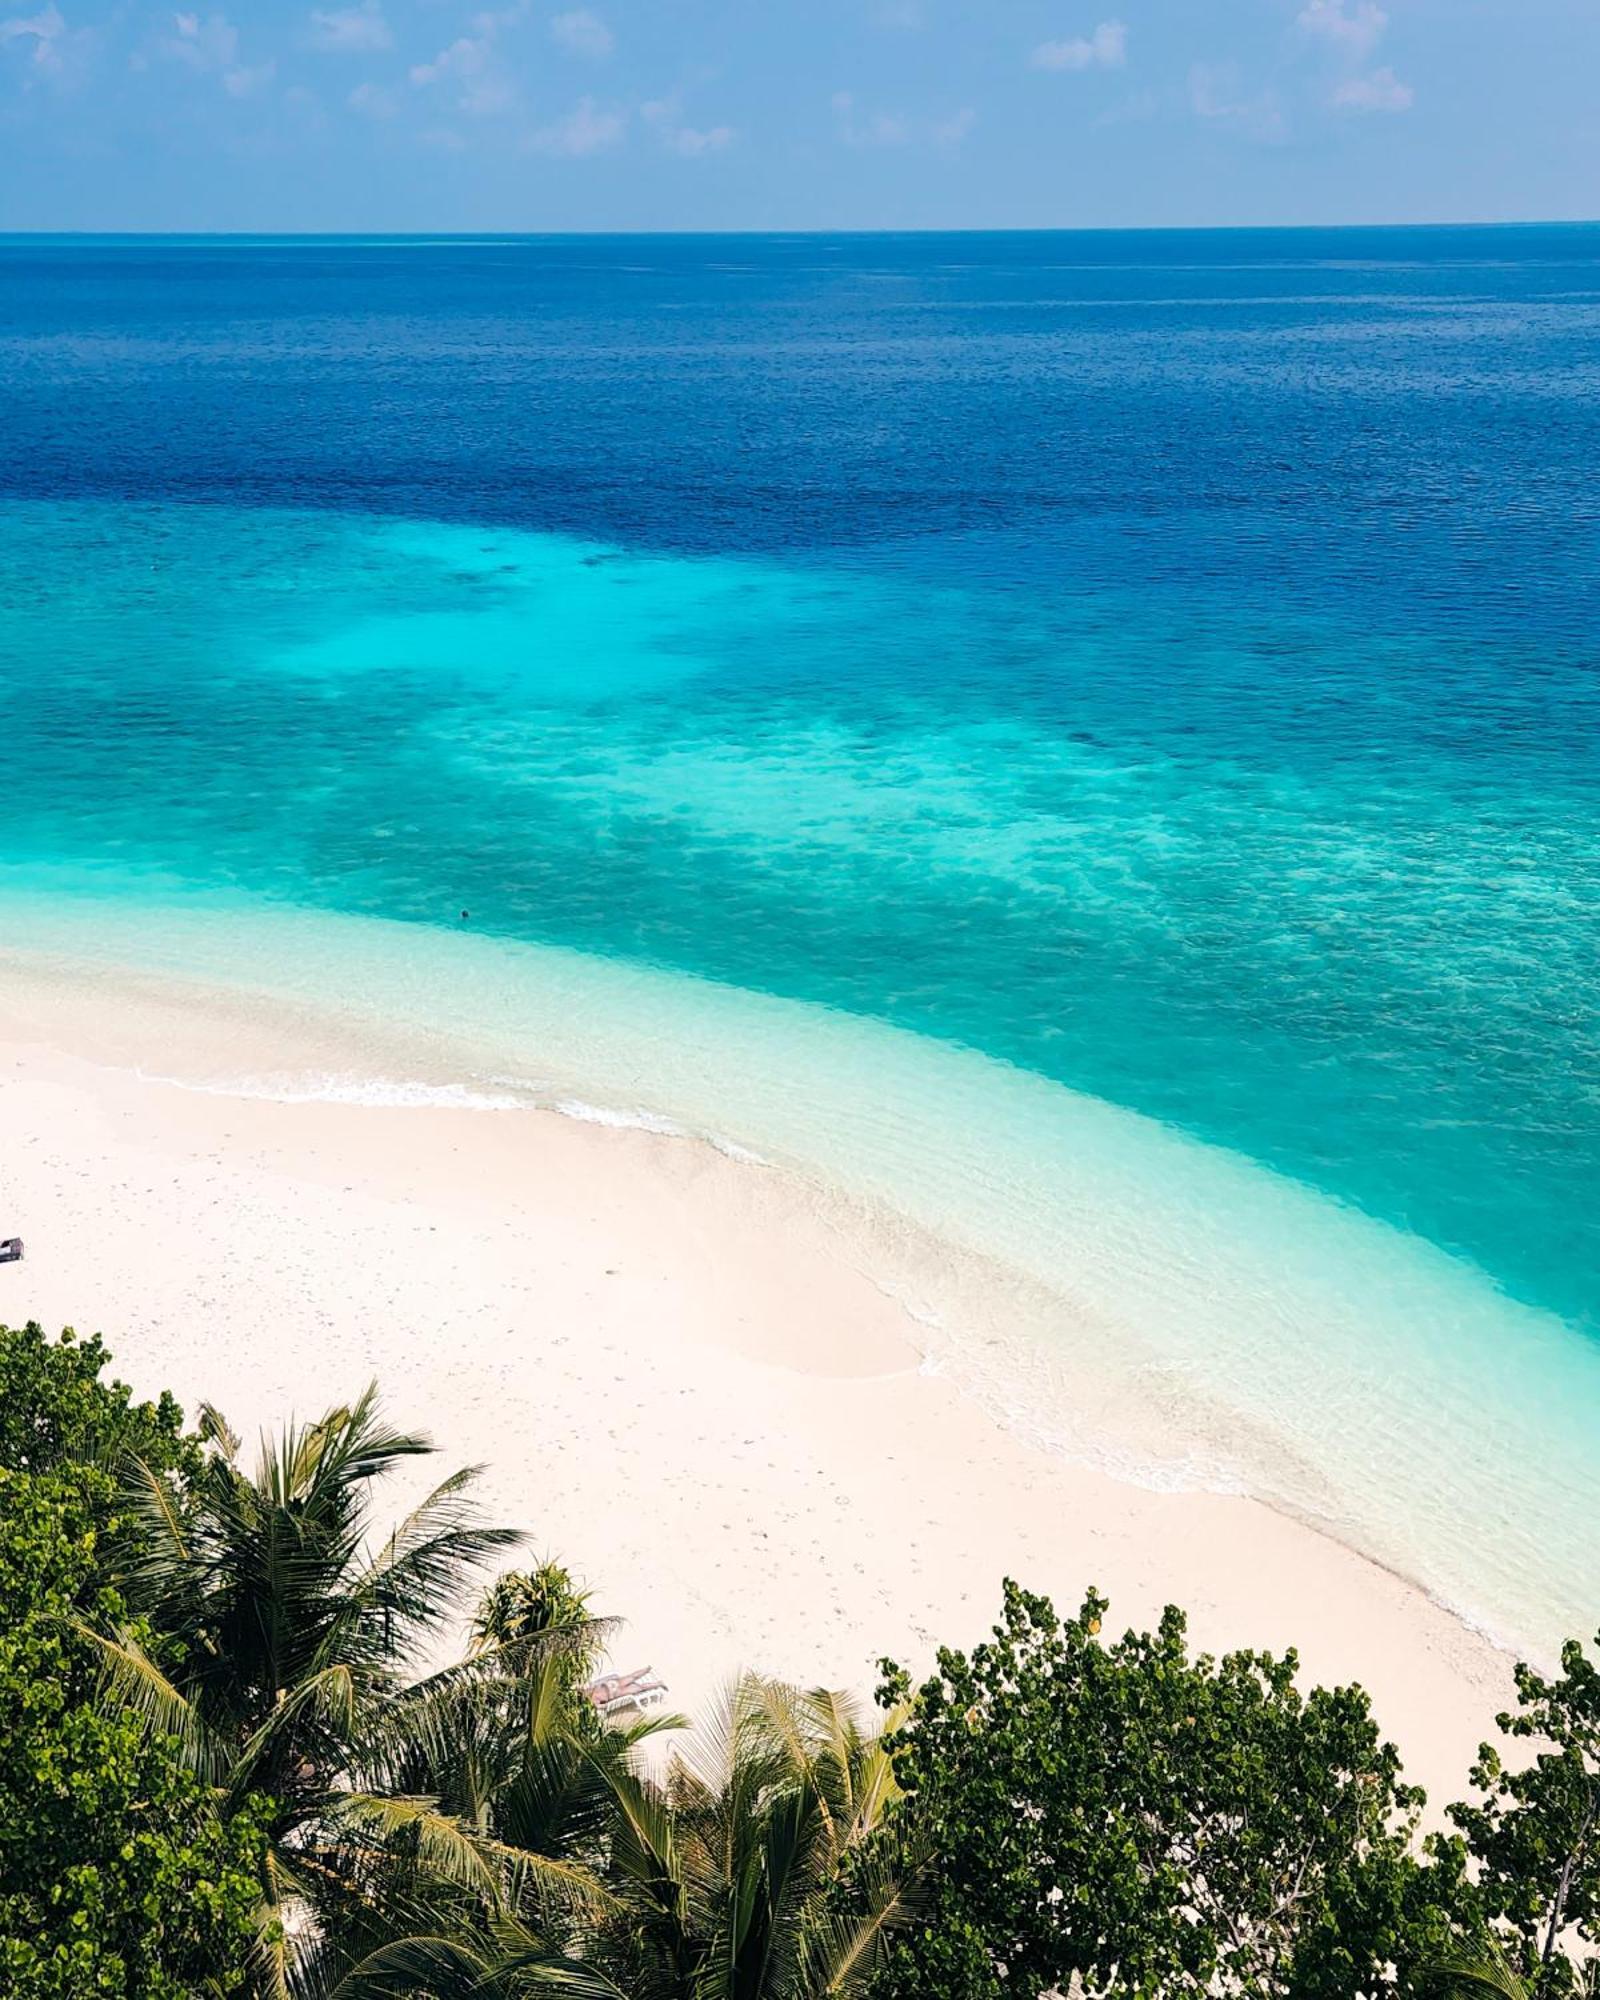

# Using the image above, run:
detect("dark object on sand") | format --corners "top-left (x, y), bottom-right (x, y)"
top-left (0, 1238), bottom-right (21, 1264)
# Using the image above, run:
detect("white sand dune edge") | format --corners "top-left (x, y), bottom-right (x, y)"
top-left (0, 965), bottom-right (1511, 1813)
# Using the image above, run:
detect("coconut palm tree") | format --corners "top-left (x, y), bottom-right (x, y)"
top-left (76, 1384), bottom-right (551, 1998)
top-left (78, 1384), bottom-right (915, 1999)
top-left (1432, 1937), bottom-right (1537, 1997)
top-left (582, 1674), bottom-right (917, 2000)
top-left (1431, 1935), bottom-right (1600, 1997)
top-left (324, 1671), bottom-right (916, 2000)
top-left (317, 1635), bottom-right (675, 1999)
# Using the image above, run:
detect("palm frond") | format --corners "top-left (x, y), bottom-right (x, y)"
top-left (351, 1497), bottom-right (525, 1645)
top-left (674, 1679), bottom-right (742, 1803)
top-left (325, 1930), bottom-right (635, 2000)
top-left (323, 1933), bottom-right (496, 1999)
top-left (317, 1790), bottom-right (608, 1924)
top-left (837, 1723), bottom-right (902, 1845)
top-left (114, 1450), bottom-right (205, 1613)
top-left (198, 1401), bottom-right (242, 1459)
top-left (478, 1944), bottom-right (638, 1997)
top-left (585, 1755), bottom-right (683, 1909)
top-left (1427, 1940), bottom-right (1534, 1999)
top-left (321, 1793), bottom-right (514, 1904)
top-left (373, 1628), bottom-right (630, 1799)
top-left (304, 1383), bottom-right (436, 1492)
top-left (226, 1662), bottom-right (369, 1804)
top-left (743, 1678), bottom-right (835, 1841)
top-left (597, 1705), bottom-right (686, 1752)
top-left (797, 1866), bottom-right (923, 1999)
top-left (69, 1617), bottom-right (224, 1780)
top-left (405, 1619), bottom-right (622, 1704)
top-left (247, 1898), bottom-right (297, 2000)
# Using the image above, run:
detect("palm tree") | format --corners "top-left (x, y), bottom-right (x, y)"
top-left (319, 1637), bottom-right (676, 1999)
top-left (1433, 1937), bottom-right (1537, 1997)
top-left (583, 1674), bottom-right (917, 1999)
top-left (325, 1671), bottom-right (916, 2000)
top-left (1431, 1935), bottom-right (1600, 1997)
top-left (471, 1564), bottom-right (597, 1656)
top-left (77, 1384), bottom-right (539, 1998)
top-left (79, 1384), bottom-right (915, 1999)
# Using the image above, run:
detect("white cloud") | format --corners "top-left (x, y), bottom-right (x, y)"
top-left (526, 92), bottom-right (624, 154)
top-left (1189, 60), bottom-right (1286, 141)
top-left (933, 104), bottom-right (975, 145)
top-left (1333, 63), bottom-right (1412, 111)
top-left (0, 0), bottom-right (88, 79)
top-left (459, 71), bottom-right (515, 114)
top-left (411, 6), bottom-right (529, 114)
top-left (0, 2), bottom-right (64, 68)
top-left (223, 56), bottom-right (273, 94)
top-left (549, 8), bottom-right (612, 59)
top-left (1093, 87), bottom-right (1158, 128)
top-left (1295, 0), bottom-right (1410, 114)
top-left (1296, 0), bottom-right (1387, 61)
top-left (162, 7), bottom-right (270, 94)
top-left (641, 94), bottom-right (733, 155)
top-left (830, 90), bottom-right (911, 147)
top-left (1188, 62), bottom-right (1232, 118)
top-left (166, 10), bottom-right (238, 71)
top-left (1030, 19), bottom-right (1125, 72)
top-left (308, 1), bottom-right (391, 54)
top-left (347, 77), bottom-right (396, 115)
top-left (410, 34), bottom-right (486, 86)
top-left (665, 122), bottom-right (732, 155)
top-left (831, 89), bottom-right (971, 149)
top-left (411, 30), bottom-right (509, 118)
top-left (875, 0), bottom-right (923, 26)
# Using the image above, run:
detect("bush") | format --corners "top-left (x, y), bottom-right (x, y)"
top-left (0, 1324), bottom-right (266, 1999)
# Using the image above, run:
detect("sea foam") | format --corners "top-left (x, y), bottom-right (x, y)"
top-left (2, 877), bottom-right (1595, 1658)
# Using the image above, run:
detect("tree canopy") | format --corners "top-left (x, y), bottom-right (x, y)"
top-left (867, 1578), bottom-right (1467, 1998)
top-left (0, 1323), bottom-right (266, 2000)
top-left (5, 1319), bottom-right (1599, 2000)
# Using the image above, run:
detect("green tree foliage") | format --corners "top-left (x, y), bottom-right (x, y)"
top-left (11, 1319), bottom-right (1600, 2000)
top-left (472, 1563), bottom-right (595, 1654)
top-left (868, 1578), bottom-right (1469, 2000)
top-left (311, 1627), bottom-right (663, 1997)
top-left (580, 1675), bottom-right (915, 2000)
top-left (0, 1322), bottom-right (266, 2000)
top-left (80, 1383), bottom-right (531, 1997)
top-left (328, 1663), bottom-right (914, 1999)
top-left (1447, 1634), bottom-right (1600, 1996)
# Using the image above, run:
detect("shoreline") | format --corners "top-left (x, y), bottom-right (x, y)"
top-left (1, 888), bottom-right (1594, 1669)
top-left (0, 950), bottom-right (1522, 1811)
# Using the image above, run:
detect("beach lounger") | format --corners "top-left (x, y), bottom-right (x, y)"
top-left (581, 1666), bottom-right (668, 1717)
top-left (0, 1238), bottom-right (21, 1264)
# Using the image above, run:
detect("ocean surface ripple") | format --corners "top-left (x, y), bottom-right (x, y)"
top-left (1, 227), bottom-right (1597, 1645)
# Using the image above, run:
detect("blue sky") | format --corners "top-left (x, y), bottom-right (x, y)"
top-left (1, 0), bottom-right (1595, 231)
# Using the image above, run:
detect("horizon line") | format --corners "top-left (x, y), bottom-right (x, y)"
top-left (3, 218), bottom-right (1600, 242)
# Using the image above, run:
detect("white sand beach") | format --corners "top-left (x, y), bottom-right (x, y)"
top-left (0, 955), bottom-right (1512, 1811)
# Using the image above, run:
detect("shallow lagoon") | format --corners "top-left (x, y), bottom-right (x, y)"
top-left (2, 228), bottom-right (1598, 1645)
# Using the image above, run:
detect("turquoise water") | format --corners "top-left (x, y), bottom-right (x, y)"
top-left (2, 232), bottom-right (1599, 1647)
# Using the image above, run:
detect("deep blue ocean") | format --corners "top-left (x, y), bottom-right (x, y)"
top-left (2, 228), bottom-right (1597, 1639)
